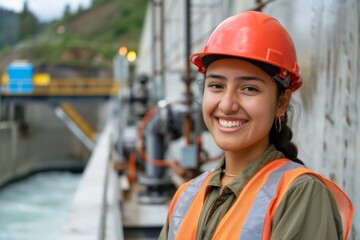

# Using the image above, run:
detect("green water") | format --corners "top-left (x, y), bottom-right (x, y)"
top-left (0, 171), bottom-right (81, 240)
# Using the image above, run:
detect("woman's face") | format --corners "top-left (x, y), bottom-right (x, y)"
top-left (202, 58), bottom-right (288, 155)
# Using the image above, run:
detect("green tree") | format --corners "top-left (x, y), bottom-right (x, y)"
top-left (77, 5), bottom-right (84, 15)
top-left (18, 1), bottom-right (39, 40)
top-left (63, 4), bottom-right (72, 19)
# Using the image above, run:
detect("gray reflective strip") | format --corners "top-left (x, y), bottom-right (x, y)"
top-left (168, 170), bottom-right (211, 240)
top-left (240, 161), bottom-right (302, 240)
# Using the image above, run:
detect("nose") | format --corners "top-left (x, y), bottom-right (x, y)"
top-left (218, 89), bottom-right (240, 114)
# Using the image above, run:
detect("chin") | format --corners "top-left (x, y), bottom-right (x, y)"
top-left (215, 141), bottom-right (243, 152)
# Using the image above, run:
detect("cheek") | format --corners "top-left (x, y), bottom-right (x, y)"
top-left (202, 93), bottom-right (210, 116)
top-left (246, 96), bottom-right (278, 123)
top-left (202, 92), bottom-right (217, 122)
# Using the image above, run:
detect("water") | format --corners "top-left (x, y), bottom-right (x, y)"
top-left (0, 171), bottom-right (81, 240)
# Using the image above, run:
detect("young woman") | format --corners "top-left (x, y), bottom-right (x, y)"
top-left (159, 11), bottom-right (353, 240)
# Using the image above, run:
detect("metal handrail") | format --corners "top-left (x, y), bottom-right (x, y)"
top-left (0, 78), bottom-right (120, 96)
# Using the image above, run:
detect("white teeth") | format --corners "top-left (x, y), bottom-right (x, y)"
top-left (219, 119), bottom-right (241, 128)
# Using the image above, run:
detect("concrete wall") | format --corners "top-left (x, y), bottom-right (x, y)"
top-left (0, 102), bottom-right (107, 187)
top-left (137, 0), bottom-right (360, 238)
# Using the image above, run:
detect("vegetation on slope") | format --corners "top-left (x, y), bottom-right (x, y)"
top-left (0, 0), bottom-right (147, 74)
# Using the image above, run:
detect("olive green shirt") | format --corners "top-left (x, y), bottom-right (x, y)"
top-left (159, 145), bottom-right (343, 239)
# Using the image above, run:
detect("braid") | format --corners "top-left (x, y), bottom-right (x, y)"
top-left (269, 113), bottom-right (304, 165)
top-left (271, 83), bottom-right (304, 165)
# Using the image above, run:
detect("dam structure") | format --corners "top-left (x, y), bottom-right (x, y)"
top-left (0, 0), bottom-right (359, 239)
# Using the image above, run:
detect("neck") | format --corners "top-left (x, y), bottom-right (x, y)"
top-left (223, 143), bottom-right (269, 175)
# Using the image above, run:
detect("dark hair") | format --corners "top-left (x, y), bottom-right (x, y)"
top-left (271, 82), bottom-right (304, 165)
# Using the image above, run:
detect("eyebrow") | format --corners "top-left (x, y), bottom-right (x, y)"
top-left (205, 74), bottom-right (266, 83)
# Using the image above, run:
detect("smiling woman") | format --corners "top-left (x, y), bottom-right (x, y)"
top-left (159, 11), bottom-right (353, 240)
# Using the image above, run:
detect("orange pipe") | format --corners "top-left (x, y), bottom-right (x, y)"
top-left (128, 151), bottom-right (137, 184)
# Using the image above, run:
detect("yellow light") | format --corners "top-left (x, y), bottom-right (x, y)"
top-left (118, 46), bottom-right (128, 56)
top-left (127, 51), bottom-right (137, 62)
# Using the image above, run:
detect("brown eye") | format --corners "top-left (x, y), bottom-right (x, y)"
top-left (243, 86), bottom-right (259, 92)
top-left (208, 83), bottom-right (223, 90)
top-left (241, 86), bottom-right (260, 96)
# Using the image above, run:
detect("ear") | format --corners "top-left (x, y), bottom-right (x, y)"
top-left (276, 89), bottom-right (292, 117)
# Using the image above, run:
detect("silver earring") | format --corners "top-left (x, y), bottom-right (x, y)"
top-left (275, 116), bottom-right (282, 132)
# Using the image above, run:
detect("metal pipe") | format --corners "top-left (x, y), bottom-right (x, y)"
top-left (159, 0), bottom-right (166, 100)
top-left (151, 0), bottom-right (158, 103)
top-left (144, 113), bottom-right (166, 177)
top-left (151, 0), bottom-right (166, 101)
top-left (185, 0), bottom-right (191, 80)
top-left (183, 0), bottom-right (193, 145)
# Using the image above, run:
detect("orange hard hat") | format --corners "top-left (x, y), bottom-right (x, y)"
top-left (190, 11), bottom-right (302, 91)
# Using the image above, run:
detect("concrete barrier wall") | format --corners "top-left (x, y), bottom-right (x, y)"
top-left (0, 120), bottom-right (84, 188)
top-left (57, 120), bottom-right (123, 240)
top-left (0, 102), bottom-right (104, 188)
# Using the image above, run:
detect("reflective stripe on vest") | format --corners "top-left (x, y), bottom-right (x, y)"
top-left (240, 161), bottom-right (301, 239)
top-left (168, 170), bottom-right (212, 240)
top-left (168, 161), bottom-right (302, 240)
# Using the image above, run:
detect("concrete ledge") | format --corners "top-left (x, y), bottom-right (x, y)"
top-left (58, 121), bottom-right (119, 240)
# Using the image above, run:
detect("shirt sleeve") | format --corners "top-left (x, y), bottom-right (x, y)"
top-left (271, 174), bottom-right (343, 240)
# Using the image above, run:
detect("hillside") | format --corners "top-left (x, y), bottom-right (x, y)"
top-left (0, 8), bottom-right (19, 48)
top-left (0, 0), bottom-right (147, 76)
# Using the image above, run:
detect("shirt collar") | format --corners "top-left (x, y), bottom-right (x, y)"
top-left (206, 145), bottom-right (285, 197)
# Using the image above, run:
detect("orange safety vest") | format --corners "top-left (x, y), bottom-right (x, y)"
top-left (167, 159), bottom-right (353, 240)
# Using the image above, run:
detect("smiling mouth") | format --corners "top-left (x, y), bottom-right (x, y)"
top-left (218, 118), bottom-right (246, 128)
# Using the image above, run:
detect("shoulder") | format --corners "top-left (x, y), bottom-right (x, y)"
top-left (288, 173), bottom-right (328, 192)
top-left (271, 173), bottom-right (343, 239)
top-left (284, 173), bottom-right (338, 205)
top-left (276, 173), bottom-right (342, 222)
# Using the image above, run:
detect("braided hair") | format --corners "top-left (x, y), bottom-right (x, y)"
top-left (270, 82), bottom-right (304, 165)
